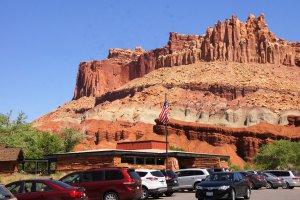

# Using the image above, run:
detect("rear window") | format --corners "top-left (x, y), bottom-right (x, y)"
top-left (292, 171), bottom-right (299, 176)
top-left (137, 172), bottom-right (148, 177)
top-left (127, 170), bottom-right (140, 181)
top-left (150, 171), bottom-right (164, 177)
top-left (49, 180), bottom-right (73, 189)
top-left (269, 171), bottom-right (291, 177)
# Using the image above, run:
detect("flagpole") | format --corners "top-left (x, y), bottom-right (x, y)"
top-left (165, 93), bottom-right (168, 171)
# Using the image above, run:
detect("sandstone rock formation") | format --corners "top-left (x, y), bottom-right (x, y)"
top-left (153, 119), bottom-right (300, 162)
top-left (33, 14), bottom-right (300, 166)
top-left (73, 14), bottom-right (297, 100)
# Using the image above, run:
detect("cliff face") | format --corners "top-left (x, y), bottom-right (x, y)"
top-left (73, 14), bottom-right (297, 100)
top-left (153, 119), bottom-right (300, 162)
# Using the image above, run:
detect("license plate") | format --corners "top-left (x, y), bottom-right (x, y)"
top-left (206, 192), bottom-right (213, 196)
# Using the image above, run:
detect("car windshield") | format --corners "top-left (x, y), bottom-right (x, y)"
top-left (206, 173), bottom-right (233, 181)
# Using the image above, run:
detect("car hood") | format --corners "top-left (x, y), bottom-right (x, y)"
top-left (199, 181), bottom-right (232, 187)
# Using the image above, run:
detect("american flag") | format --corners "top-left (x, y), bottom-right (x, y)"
top-left (159, 99), bottom-right (170, 125)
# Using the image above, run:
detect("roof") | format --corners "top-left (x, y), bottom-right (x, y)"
top-left (0, 146), bottom-right (24, 162)
top-left (44, 148), bottom-right (229, 160)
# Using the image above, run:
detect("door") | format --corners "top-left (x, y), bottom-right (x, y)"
top-left (233, 173), bottom-right (244, 197)
top-left (177, 171), bottom-right (193, 188)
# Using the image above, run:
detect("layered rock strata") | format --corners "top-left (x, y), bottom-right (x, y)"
top-left (73, 14), bottom-right (297, 100)
top-left (153, 119), bottom-right (300, 162)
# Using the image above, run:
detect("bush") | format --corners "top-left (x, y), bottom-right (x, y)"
top-left (254, 140), bottom-right (300, 171)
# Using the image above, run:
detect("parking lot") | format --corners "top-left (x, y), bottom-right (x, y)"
top-left (150, 188), bottom-right (300, 200)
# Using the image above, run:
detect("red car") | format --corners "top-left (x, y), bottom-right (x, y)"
top-left (59, 168), bottom-right (143, 200)
top-left (5, 179), bottom-right (88, 200)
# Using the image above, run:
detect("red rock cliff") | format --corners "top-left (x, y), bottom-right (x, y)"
top-left (73, 14), bottom-right (297, 100)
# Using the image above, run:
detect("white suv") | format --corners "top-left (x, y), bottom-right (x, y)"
top-left (176, 168), bottom-right (210, 191)
top-left (136, 169), bottom-right (167, 199)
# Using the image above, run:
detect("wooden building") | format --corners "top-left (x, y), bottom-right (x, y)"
top-left (45, 141), bottom-right (229, 172)
top-left (0, 144), bottom-right (24, 174)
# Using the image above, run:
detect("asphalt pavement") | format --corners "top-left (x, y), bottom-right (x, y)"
top-left (149, 188), bottom-right (300, 200)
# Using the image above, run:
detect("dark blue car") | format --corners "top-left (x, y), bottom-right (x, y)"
top-left (195, 172), bottom-right (251, 200)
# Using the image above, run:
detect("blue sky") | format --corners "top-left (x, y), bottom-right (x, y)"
top-left (1, 0), bottom-right (299, 122)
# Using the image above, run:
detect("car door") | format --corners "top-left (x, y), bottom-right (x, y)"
top-left (233, 173), bottom-right (244, 197)
top-left (19, 181), bottom-right (41, 200)
top-left (80, 171), bottom-right (105, 200)
top-left (6, 181), bottom-right (24, 200)
top-left (177, 171), bottom-right (191, 188)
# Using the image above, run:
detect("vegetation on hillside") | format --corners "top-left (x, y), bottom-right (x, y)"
top-left (254, 140), bottom-right (300, 172)
top-left (0, 112), bottom-right (84, 159)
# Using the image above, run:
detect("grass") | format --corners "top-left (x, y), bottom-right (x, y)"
top-left (0, 172), bottom-right (67, 185)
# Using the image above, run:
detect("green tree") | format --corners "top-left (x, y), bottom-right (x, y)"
top-left (0, 112), bottom-right (64, 159)
top-left (61, 128), bottom-right (84, 152)
top-left (254, 140), bottom-right (300, 171)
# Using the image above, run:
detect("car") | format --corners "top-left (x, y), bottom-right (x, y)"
top-left (5, 179), bottom-right (87, 200)
top-left (159, 169), bottom-right (179, 196)
top-left (136, 169), bottom-right (167, 200)
top-left (265, 170), bottom-right (300, 189)
top-left (262, 172), bottom-right (285, 189)
top-left (59, 167), bottom-right (142, 200)
top-left (176, 168), bottom-right (210, 191)
top-left (0, 184), bottom-right (17, 200)
top-left (195, 172), bottom-right (251, 200)
top-left (207, 167), bottom-right (228, 174)
top-left (237, 171), bottom-right (267, 189)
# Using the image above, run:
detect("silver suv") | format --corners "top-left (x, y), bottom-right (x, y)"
top-left (265, 170), bottom-right (300, 189)
top-left (175, 168), bottom-right (209, 191)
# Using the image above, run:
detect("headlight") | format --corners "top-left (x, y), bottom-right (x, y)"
top-left (218, 185), bottom-right (230, 190)
top-left (196, 185), bottom-right (203, 190)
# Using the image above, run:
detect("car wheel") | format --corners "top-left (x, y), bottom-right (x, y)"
top-left (266, 182), bottom-right (272, 189)
top-left (249, 181), bottom-right (254, 189)
top-left (165, 191), bottom-right (174, 197)
top-left (194, 182), bottom-right (201, 190)
top-left (272, 186), bottom-right (278, 189)
top-left (140, 186), bottom-right (149, 200)
top-left (244, 187), bottom-right (251, 199)
top-left (231, 189), bottom-right (236, 200)
top-left (282, 182), bottom-right (289, 189)
top-left (103, 192), bottom-right (119, 200)
top-left (288, 186), bottom-right (294, 189)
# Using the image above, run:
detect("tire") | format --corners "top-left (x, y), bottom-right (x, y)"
top-left (249, 182), bottom-right (254, 189)
top-left (193, 182), bottom-right (201, 190)
top-left (103, 192), bottom-right (119, 200)
top-left (272, 186), bottom-right (278, 189)
top-left (266, 182), bottom-right (272, 189)
top-left (282, 182), bottom-right (289, 189)
top-left (140, 186), bottom-right (149, 200)
top-left (165, 192), bottom-right (174, 197)
top-left (288, 186), bottom-right (294, 189)
top-left (244, 187), bottom-right (251, 199)
top-left (230, 189), bottom-right (236, 200)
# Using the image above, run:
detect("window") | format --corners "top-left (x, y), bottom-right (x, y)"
top-left (192, 170), bottom-right (204, 175)
top-left (105, 170), bottom-right (124, 180)
top-left (82, 172), bottom-right (94, 182)
top-left (150, 171), bottom-right (164, 177)
top-left (156, 158), bottom-right (165, 165)
top-left (127, 169), bottom-right (140, 181)
top-left (137, 172), bottom-right (148, 177)
top-left (6, 182), bottom-right (22, 194)
top-left (136, 157), bottom-right (144, 165)
top-left (24, 182), bottom-right (33, 193)
top-left (92, 171), bottom-right (105, 181)
top-left (35, 182), bottom-right (52, 192)
top-left (145, 157), bottom-right (155, 165)
top-left (178, 171), bottom-right (191, 177)
top-left (269, 171), bottom-right (290, 177)
top-left (60, 173), bottom-right (81, 184)
top-left (121, 156), bottom-right (134, 164)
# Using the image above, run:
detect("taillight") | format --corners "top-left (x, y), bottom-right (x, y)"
top-left (165, 176), bottom-right (172, 180)
top-left (292, 177), bottom-right (300, 181)
top-left (146, 177), bottom-right (158, 181)
top-left (275, 178), bottom-right (283, 182)
top-left (123, 178), bottom-right (136, 185)
top-left (256, 176), bottom-right (264, 180)
top-left (70, 190), bottom-right (85, 198)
